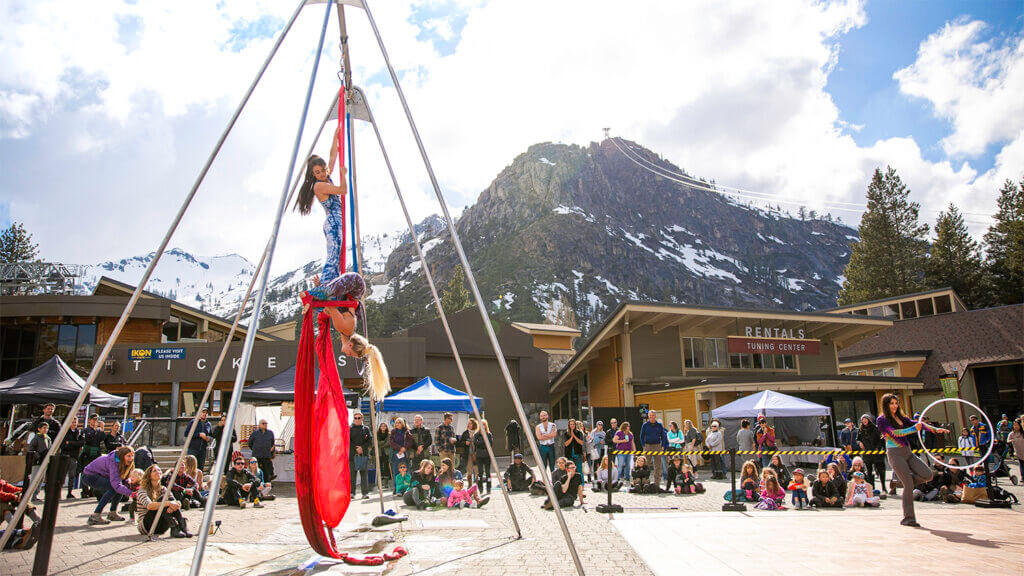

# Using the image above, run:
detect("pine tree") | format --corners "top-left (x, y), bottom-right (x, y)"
top-left (838, 167), bottom-right (929, 305)
top-left (983, 179), bottom-right (1024, 305)
top-left (0, 222), bottom-right (40, 263)
top-left (925, 204), bottom-right (984, 307)
top-left (440, 264), bottom-right (472, 316)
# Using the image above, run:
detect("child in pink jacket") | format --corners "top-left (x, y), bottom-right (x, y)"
top-left (447, 480), bottom-right (477, 508)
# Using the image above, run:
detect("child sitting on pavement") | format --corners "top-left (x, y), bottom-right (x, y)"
top-left (755, 476), bottom-right (785, 510)
top-left (446, 479), bottom-right (489, 509)
top-left (811, 469), bottom-right (842, 508)
top-left (845, 471), bottom-right (879, 507)
top-left (629, 455), bottom-right (660, 494)
top-left (739, 460), bottom-right (759, 501)
top-left (788, 468), bottom-right (810, 509)
top-left (676, 463), bottom-right (703, 494)
top-left (394, 462), bottom-right (412, 497)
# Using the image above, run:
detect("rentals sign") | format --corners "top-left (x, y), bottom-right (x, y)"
top-left (727, 330), bottom-right (820, 356)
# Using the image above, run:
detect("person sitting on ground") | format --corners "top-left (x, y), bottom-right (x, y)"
top-left (223, 455), bottom-right (263, 508)
top-left (81, 446), bottom-right (135, 525)
top-left (136, 464), bottom-right (192, 538)
top-left (393, 462), bottom-right (412, 496)
top-left (183, 455), bottom-right (211, 501)
top-left (0, 523), bottom-right (38, 550)
top-left (758, 467), bottom-right (778, 494)
top-left (666, 454), bottom-right (687, 493)
top-left (248, 458), bottom-right (273, 500)
top-left (822, 450), bottom-right (848, 480)
top-left (788, 468), bottom-right (810, 509)
top-left (674, 461), bottom-right (703, 494)
top-left (162, 462), bottom-right (203, 510)
top-left (755, 476), bottom-right (785, 510)
top-left (845, 471), bottom-right (879, 507)
top-left (767, 453), bottom-right (792, 487)
top-left (739, 460), bottom-right (759, 501)
top-left (404, 459), bottom-right (441, 510)
top-left (594, 455), bottom-right (621, 492)
top-left (103, 421), bottom-right (127, 453)
top-left (966, 465), bottom-right (987, 488)
top-left (1, 478), bottom-right (42, 526)
top-left (551, 457), bottom-right (569, 485)
top-left (434, 458), bottom-right (461, 499)
top-left (629, 455), bottom-right (660, 494)
top-left (912, 455), bottom-right (951, 502)
top-left (445, 478), bottom-right (489, 509)
top-left (543, 461), bottom-right (585, 510)
top-left (811, 469), bottom-right (842, 508)
top-left (827, 462), bottom-right (847, 499)
top-left (503, 453), bottom-right (535, 492)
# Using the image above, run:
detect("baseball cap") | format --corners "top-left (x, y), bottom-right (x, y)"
top-left (853, 471), bottom-right (864, 479)
top-left (970, 414), bottom-right (979, 419)
top-left (596, 420), bottom-right (604, 426)
top-left (514, 453), bottom-right (524, 459)
top-left (843, 418), bottom-right (852, 423)
top-left (793, 468), bottom-right (804, 475)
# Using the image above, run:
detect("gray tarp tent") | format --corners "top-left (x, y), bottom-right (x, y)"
top-left (0, 355), bottom-right (127, 408)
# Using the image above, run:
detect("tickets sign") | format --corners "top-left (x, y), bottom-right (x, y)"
top-left (727, 336), bottom-right (819, 355)
top-left (129, 347), bottom-right (186, 360)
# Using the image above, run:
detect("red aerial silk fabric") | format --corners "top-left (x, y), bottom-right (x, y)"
top-left (295, 295), bottom-right (359, 558)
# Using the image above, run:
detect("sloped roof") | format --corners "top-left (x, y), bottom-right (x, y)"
top-left (838, 304), bottom-right (1024, 390)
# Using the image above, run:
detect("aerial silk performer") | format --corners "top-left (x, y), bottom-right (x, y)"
top-left (292, 87), bottom-right (400, 562)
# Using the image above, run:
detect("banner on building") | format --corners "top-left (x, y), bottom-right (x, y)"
top-left (939, 376), bottom-right (959, 399)
top-left (727, 336), bottom-right (820, 355)
top-left (129, 347), bottom-right (186, 360)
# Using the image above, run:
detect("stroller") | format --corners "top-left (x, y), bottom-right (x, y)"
top-left (989, 440), bottom-right (1019, 486)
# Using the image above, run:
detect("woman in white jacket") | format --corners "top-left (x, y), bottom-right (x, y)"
top-left (705, 420), bottom-right (726, 479)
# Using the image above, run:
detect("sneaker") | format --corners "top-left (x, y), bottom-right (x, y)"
top-left (363, 494), bottom-right (370, 500)
top-left (66, 492), bottom-right (76, 499)
top-left (238, 500), bottom-right (247, 509)
top-left (87, 513), bottom-right (111, 525)
top-left (477, 496), bottom-right (490, 508)
top-left (939, 486), bottom-right (949, 501)
top-left (900, 518), bottom-right (921, 527)
top-left (107, 511), bottom-right (125, 522)
top-left (253, 499), bottom-right (264, 509)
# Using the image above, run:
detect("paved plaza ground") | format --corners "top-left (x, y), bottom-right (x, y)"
top-left (3, 466), bottom-right (1022, 576)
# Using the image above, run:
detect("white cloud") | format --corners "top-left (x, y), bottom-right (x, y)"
top-left (1, 0), bottom-right (1021, 276)
top-left (895, 19), bottom-right (1024, 158)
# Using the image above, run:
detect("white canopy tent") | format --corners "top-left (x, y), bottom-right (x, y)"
top-left (712, 390), bottom-right (832, 450)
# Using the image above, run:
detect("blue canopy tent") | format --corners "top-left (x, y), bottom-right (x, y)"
top-left (379, 377), bottom-right (483, 413)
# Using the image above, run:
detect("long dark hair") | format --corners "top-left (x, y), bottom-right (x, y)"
top-left (879, 393), bottom-right (908, 426)
top-left (294, 155), bottom-right (326, 215)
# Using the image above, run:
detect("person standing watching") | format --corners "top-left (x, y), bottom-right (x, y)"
top-left (349, 413), bottom-right (371, 499)
top-left (535, 411), bottom-right (557, 473)
top-left (436, 413), bottom-right (457, 464)
top-left (839, 418), bottom-right (857, 452)
top-left (32, 403), bottom-right (61, 443)
top-left (187, 409), bottom-right (212, 471)
top-left (736, 419), bottom-right (755, 456)
top-left (857, 414), bottom-right (886, 494)
top-left (210, 415), bottom-right (237, 474)
top-left (563, 419), bottom-right (585, 474)
top-left (248, 419), bottom-right (276, 483)
top-left (408, 415), bottom-right (433, 473)
top-left (103, 420), bottom-right (126, 453)
top-left (505, 419), bottom-right (522, 454)
top-left (755, 416), bottom-right (776, 467)
top-left (80, 415), bottom-right (104, 497)
top-left (639, 410), bottom-right (669, 486)
top-left (969, 414), bottom-right (990, 449)
top-left (61, 416), bottom-right (85, 499)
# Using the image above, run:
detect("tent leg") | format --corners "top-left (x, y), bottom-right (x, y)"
top-left (368, 399), bottom-right (386, 513)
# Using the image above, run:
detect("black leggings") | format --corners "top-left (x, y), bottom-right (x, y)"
top-left (223, 480), bottom-right (261, 505)
top-left (865, 456), bottom-right (886, 488)
top-left (140, 508), bottom-right (185, 535)
top-left (812, 495), bottom-right (842, 508)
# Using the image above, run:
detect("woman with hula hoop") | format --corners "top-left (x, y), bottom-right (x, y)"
top-left (876, 393), bottom-right (948, 527)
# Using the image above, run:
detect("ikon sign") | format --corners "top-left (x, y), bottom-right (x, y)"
top-left (727, 336), bottom-right (820, 355)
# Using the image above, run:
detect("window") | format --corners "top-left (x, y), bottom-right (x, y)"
top-left (1, 325), bottom-right (37, 380)
top-left (900, 301), bottom-right (917, 319)
top-left (729, 353), bottom-right (751, 369)
top-left (180, 392), bottom-right (211, 416)
top-left (36, 324), bottom-right (58, 363)
top-left (867, 306), bottom-right (883, 317)
top-left (704, 338), bottom-right (728, 368)
top-left (882, 304), bottom-right (899, 319)
top-left (776, 354), bottom-right (796, 370)
top-left (162, 316), bottom-right (181, 342)
top-left (917, 297), bottom-right (934, 316)
top-left (872, 367), bottom-right (896, 377)
top-left (683, 337), bottom-right (705, 368)
top-left (934, 295), bottom-right (952, 314)
top-left (180, 319), bottom-right (198, 340)
top-left (57, 324), bottom-right (77, 359)
top-left (852, 308), bottom-right (867, 315)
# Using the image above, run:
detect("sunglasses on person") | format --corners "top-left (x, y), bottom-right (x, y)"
top-left (234, 460), bottom-right (245, 466)
top-left (353, 415), bottom-right (362, 419)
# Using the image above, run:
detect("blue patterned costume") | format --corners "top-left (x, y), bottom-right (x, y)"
top-left (309, 190), bottom-right (365, 302)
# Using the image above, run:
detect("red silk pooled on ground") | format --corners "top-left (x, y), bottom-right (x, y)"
top-left (294, 300), bottom-right (357, 558)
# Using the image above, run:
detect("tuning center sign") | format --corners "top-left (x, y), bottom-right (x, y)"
top-left (727, 327), bottom-right (820, 355)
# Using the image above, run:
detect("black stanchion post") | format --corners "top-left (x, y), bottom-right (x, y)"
top-left (596, 445), bottom-right (623, 514)
top-left (722, 448), bottom-right (746, 512)
top-left (32, 454), bottom-right (70, 576)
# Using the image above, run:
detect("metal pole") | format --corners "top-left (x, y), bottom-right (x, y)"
top-left (354, 86), bottom-right (521, 537)
top-left (188, 3), bottom-right (334, 574)
top-left (0, 0), bottom-right (309, 552)
top-left (359, 4), bottom-right (583, 572)
top-left (146, 94), bottom-right (340, 539)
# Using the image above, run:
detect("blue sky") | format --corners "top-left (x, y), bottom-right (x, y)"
top-left (827, 0), bottom-right (1023, 173)
top-left (1, 0), bottom-right (1022, 267)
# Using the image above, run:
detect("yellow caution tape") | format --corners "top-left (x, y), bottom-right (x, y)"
top-left (610, 447), bottom-right (975, 457)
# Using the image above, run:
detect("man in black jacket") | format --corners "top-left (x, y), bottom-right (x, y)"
top-left (61, 416), bottom-right (85, 498)
top-left (349, 413), bottom-right (372, 499)
top-left (187, 409), bottom-right (213, 471)
top-left (222, 456), bottom-right (263, 508)
top-left (857, 414), bottom-right (886, 492)
top-left (248, 420), bottom-right (276, 483)
top-left (504, 419), bottom-right (522, 453)
top-left (408, 415), bottom-right (432, 473)
top-left (503, 453), bottom-right (535, 492)
top-left (210, 415), bottom-right (238, 474)
top-left (32, 403), bottom-right (61, 443)
top-left (80, 416), bottom-right (104, 496)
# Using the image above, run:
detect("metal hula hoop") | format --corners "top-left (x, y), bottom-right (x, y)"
top-left (917, 397), bottom-right (994, 471)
